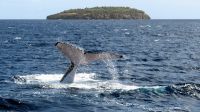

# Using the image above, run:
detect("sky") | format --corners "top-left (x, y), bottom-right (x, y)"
top-left (0, 0), bottom-right (200, 19)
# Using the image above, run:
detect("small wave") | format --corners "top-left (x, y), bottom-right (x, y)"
top-left (0, 97), bottom-right (36, 111)
top-left (31, 42), bottom-right (49, 47)
top-left (151, 33), bottom-right (163, 37)
top-left (8, 26), bottom-right (14, 29)
top-left (99, 83), bottom-right (200, 102)
top-left (166, 83), bottom-right (200, 99)
top-left (124, 32), bottom-right (130, 35)
top-left (121, 28), bottom-right (128, 31)
top-left (139, 25), bottom-right (151, 28)
top-left (14, 37), bottom-right (22, 40)
top-left (136, 83), bottom-right (200, 99)
top-left (113, 29), bottom-right (119, 32)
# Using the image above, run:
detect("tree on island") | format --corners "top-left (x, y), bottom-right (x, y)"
top-left (47, 7), bottom-right (150, 20)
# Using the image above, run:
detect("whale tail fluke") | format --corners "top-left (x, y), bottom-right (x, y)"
top-left (55, 42), bottom-right (123, 83)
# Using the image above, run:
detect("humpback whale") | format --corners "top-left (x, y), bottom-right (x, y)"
top-left (55, 42), bottom-right (123, 83)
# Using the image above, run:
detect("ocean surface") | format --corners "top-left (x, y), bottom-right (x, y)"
top-left (0, 20), bottom-right (200, 112)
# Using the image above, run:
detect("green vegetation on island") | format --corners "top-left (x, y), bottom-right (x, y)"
top-left (47, 7), bottom-right (150, 20)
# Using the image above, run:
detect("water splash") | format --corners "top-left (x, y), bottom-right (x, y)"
top-left (56, 37), bottom-right (63, 42)
top-left (103, 59), bottom-right (118, 81)
top-left (14, 37), bottom-right (22, 40)
top-left (12, 73), bottom-right (140, 91)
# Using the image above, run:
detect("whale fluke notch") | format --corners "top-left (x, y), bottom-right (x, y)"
top-left (55, 42), bottom-right (123, 83)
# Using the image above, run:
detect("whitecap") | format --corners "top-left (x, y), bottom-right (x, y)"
top-left (125, 32), bottom-right (130, 35)
top-left (121, 28), bottom-right (128, 31)
top-left (113, 29), bottom-right (120, 32)
top-left (139, 25), bottom-right (151, 28)
top-left (8, 26), bottom-right (14, 29)
top-left (14, 37), bottom-right (22, 40)
top-left (146, 25), bottom-right (151, 28)
top-left (3, 40), bottom-right (8, 43)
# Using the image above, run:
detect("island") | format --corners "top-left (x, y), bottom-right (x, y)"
top-left (47, 7), bottom-right (150, 20)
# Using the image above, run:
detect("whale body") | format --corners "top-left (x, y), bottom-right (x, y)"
top-left (55, 42), bottom-right (123, 83)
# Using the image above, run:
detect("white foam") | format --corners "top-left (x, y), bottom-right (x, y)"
top-left (139, 25), bottom-right (151, 28)
top-left (14, 73), bottom-right (139, 91)
top-left (14, 37), bottom-right (22, 40)
top-left (122, 28), bottom-right (128, 31)
top-left (125, 32), bottom-right (130, 35)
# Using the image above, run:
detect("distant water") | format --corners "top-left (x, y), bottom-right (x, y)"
top-left (0, 20), bottom-right (200, 112)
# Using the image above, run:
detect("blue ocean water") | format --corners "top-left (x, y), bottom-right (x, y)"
top-left (0, 20), bottom-right (200, 112)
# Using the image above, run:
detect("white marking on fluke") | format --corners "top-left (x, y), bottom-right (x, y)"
top-left (55, 42), bottom-right (123, 84)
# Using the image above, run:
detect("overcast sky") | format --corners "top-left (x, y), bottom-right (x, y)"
top-left (0, 0), bottom-right (200, 19)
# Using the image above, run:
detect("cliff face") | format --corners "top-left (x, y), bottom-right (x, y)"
top-left (47, 7), bottom-right (150, 20)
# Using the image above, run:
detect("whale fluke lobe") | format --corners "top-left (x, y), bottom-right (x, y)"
top-left (55, 42), bottom-right (60, 46)
top-left (55, 42), bottom-right (122, 83)
top-left (55, 42), bottom-right (85, 65)
top-left (84, 52), bottom-right (123, 63)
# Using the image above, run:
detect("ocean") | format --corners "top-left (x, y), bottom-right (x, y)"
top-left (0, 20), bottom-right (199, 112)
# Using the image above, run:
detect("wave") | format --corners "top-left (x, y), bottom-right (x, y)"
top-left (166, 83), bottom-right (200, 99)
top-left (14, 37), bottom-right (22, 40)
top-left (99, 83), bottom-right (200, 101)
top-left (0, 97), bottom-right (36, 111)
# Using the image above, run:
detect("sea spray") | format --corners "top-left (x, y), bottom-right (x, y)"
top-left (103, 58), bottom-right (118, 81)
top-left (56, 37), bottom-right (63, 42)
